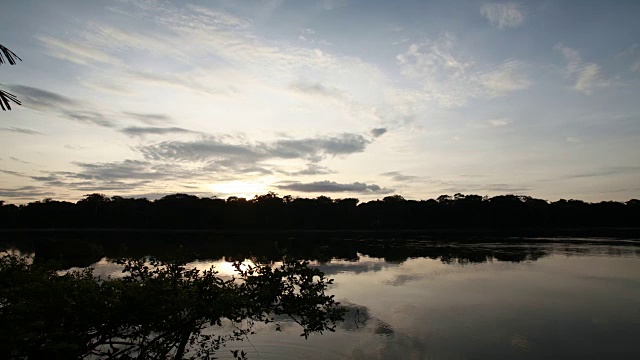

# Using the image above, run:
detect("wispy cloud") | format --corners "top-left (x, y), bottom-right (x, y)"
top-left (397, 33), bottom-right (470, 80)
top-left (0, 169), bottom-right (25, 177)
top-left (616, 44), bottom-right (640, 72)
top-left (290, 80), bottom-right (345, 100)
top-left (554, 43), bottom-right (609, 95)
top-left (73, 160), bottom-right (171, 181)
top-left (9, 157), bottom-right (30, 164)
top-left (277, 180), bottom-right (393, 194)
top-left (6, 85), bottom-right (115, 127)
top-left (283, 164), bottom-right (334, 176)
top-left (488, 118), bottom-right (511, 127)
top-left (540, 166), bottom-right (640, 182)
top-left (37, 35), bottom-right (123, 66)
top-left (123, 112), bottom-right (173, 125)
top-left (0, 186), bottom-right (55, 199)
top-left (381, 171), bottom-right (419, 182)
top-left (0, 127), bottom-right (42, 135)
top-left (478, 60), bottom-right (531, 96)
top-left (566, 166), bottom-right (640, 179)
top-left (396, 34), bottom-right (531, 107)
top-left (481, 2), bottom-right (524, 29)
top-left (120, 126), bottom-right (197, 137)
top-left (27, 160), bottom-right (190, 194)
top-left (36, 0), bottom-right (393, 130)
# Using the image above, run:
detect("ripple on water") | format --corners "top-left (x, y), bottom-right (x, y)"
top-left (216, 337), bottom-right (347, 360)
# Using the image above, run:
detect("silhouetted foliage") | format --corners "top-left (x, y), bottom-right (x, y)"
top-left (0, 44), bottom-right (22, 111)
top-left (0, 254), bottom-right (344, 359)
top-left (0, 193), bottom-right (639, 230)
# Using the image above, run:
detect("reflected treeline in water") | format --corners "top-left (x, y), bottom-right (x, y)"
top-left (2, 231), bottom-right (639, 269)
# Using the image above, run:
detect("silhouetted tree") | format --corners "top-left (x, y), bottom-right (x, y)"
top-left (0, 255), bottom-right (345, 359)
top-left (0, 44), bottom-right (22, 111)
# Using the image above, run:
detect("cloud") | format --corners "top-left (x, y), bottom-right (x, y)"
top-left (30, 0), bottom-right (404, 143)
top-left (123, 112), bottom-right (173, 125)
top-left (396, 33), bottom-right (470, 80)
top-left (573, 63), bottom-right (603, 94)
top-left (37, 35), bottom-right (123, 66)
top-left (0, 127), bottom-right (42, 135)
top-left (28, 161), bottom-right (172, 187)
top-left (481, 2), bottom-right (524, 29)
top-left (0, 169), bottom-right (25, 177)
top-left (277, 180), bottom-right (393, 194)
top-left (120, 126), bottom-right (196, 137)
top-left (488, 118), bottom-right (511, 126)
top-left (396, 34), bottom-right (530, 107)
top-left (478, 60), bottom-right (531, 95)
top-left (6, 85), bottom-right (115, 127)
top-left (139, 133), bottom-right (371, 165)
top-left (9, 157), bottom-right (30, 164)
top-left (370, 128), bottom-right (388, 137)
top-left (285, 164), bottom-right (334, 176)
top-left (290, 80), bottom-right (344, 99)
top-left (26, 160), bottom-right (194, 195)
top-left (290, 79), bottom-right (384, 124)
top-left (381, 171), bottom-right (419, 182)
top-left (0, 186), bottom-right (55, 199)
top-left (540, 166), bottom-right (640, 182)
top-left (565, 166), bottom-right (640, 179)
top-left (396, 34), bottom-right (475, 107)
top-left (616, 44), bottom-right (640, 72)
top-left (73, 160), bottom-right (170, 181)
top-left (64, 111), bottom-right (113, 127)
top-left (35, 0), bottom-right (398, 131)
top-left (554, 43), bottom-right (609, 95)
top-left (7, 85), bottom-right (78, 108)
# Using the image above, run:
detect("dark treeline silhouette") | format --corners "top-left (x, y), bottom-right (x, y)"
top-left (1, 192), bottom-right (639, 231)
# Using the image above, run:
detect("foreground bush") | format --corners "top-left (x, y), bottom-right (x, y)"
top-left (0, 255), bottom-right (344, 359)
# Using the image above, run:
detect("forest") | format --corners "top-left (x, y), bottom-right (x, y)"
top-left (1, 192), bottom-right (638, 230)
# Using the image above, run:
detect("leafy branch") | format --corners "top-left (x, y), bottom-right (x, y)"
top-left (0, 254), bottom-right (346, 359)
top-left (0, 44), bottom-right (22, 111)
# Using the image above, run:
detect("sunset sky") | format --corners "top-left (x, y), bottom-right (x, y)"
top-left (1, 0), bottom-right (639, 203)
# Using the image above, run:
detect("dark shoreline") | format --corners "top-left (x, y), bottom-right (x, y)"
top-left (2, 227), bottom-right (640, 239)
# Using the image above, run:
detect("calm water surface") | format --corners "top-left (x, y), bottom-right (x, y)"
top-left (4, 235), bottom-right (640, 359)
top-left (79, 238), bottom-right (640, 359)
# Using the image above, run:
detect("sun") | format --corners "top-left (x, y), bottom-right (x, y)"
top-left (208, 180), bottom-right (269, 199)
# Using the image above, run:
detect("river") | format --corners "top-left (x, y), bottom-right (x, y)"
top-left (3, 233), bottom-right (640, 359)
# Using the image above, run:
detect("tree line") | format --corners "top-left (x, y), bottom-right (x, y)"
top-left (1, 192), bottom-right (639, 230)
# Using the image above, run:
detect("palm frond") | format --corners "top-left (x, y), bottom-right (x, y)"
top-left (0, 89), bottom-right (21, 111)
top-left (0, 44), bottom-right (22, 65)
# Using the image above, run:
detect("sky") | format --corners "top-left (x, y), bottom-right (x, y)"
top-left (1, 0), bottom-right (639, 204)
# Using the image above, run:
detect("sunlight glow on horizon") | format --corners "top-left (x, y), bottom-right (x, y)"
top-left (207, 180), bottom-right (270, 200)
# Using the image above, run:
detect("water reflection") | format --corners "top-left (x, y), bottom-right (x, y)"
top-left (2, 231), bottom-right (639, 269)
top-left (2, 232), bottom-right (640, 359)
